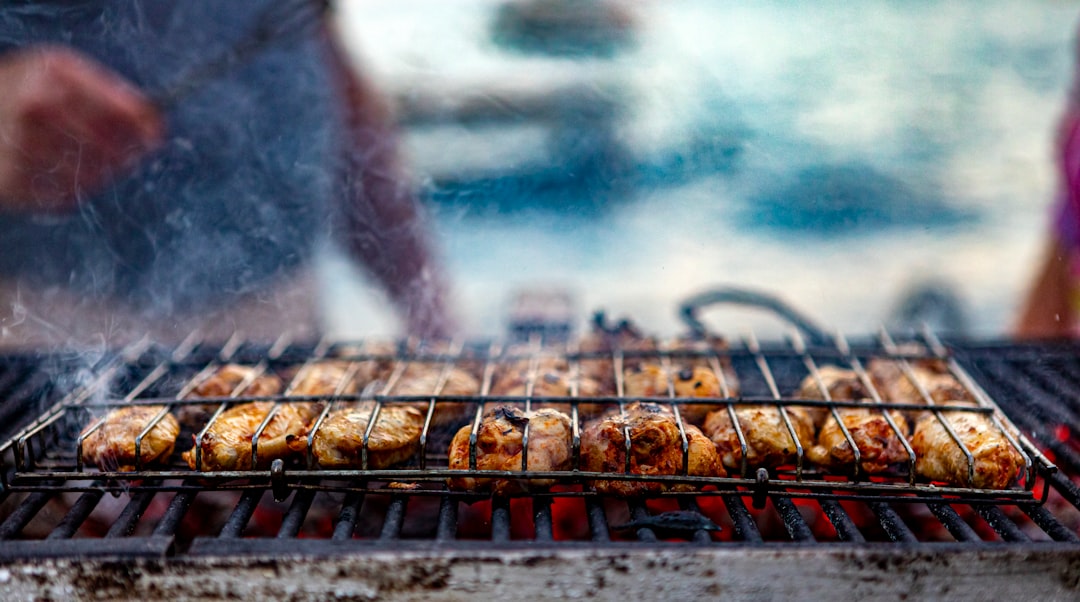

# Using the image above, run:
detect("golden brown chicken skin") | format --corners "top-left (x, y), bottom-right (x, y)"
top-left (296, 402), bottom-right (424, 469)
top-left (580, 402), bottom-right (723, 497)
top-left (176, 364), bottom-right (283, 428)
top-left (797, 366), bottom-right (911, 474)
top-left (909, 402), bottom-right (1025, 489)
top-left (447, 405), bottom-right (573, 495)
top-left (703, 404), bottom-right (814, 474)
top-left (288, 361), bottom-right (359, 396)
top-left (81, 406), bottom-right (180, 472)
top-left (808, 408), bottom-right (911, 474)
top-left (490, 356), bottom-right (605, 417)
top-left (182, 401), bottom-right (319, 471)
top-left (388, 363), bottom-right (481, 428)
top-left (867, 359), bottom-right (971, 407)
top-left (622, 363), bottom-right (726, 425)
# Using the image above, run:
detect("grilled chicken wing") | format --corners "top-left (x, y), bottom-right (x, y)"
top-left (388, 363), bottom-right (481, 428)
top-left (182, 401), bottom-right (319, 471)
top-left (797, 366), bottom-right (911, 474)
top-left (492, 363), bottom-right (609, 415)
top-left (288, 361), bottom-right (359, 396)
top-left (703, 404), bottom-right (815, 473)
top-left (447, 405), bottom-right (573, 495)
top-left (296, 402), bottom-right (424, 469)
top-left (808, 408), bottom-right (910, 474)
top-left (81, 406), bottom-right (180, 472)
top-left (868, 359), bottom-right (971, 407)
top-left (623, 363), bottom-right (726, 425)
top-left (581, 401), bottom-right (723, 496)
top-left (177, 364), bottom-right (283, 427)
top-left (909, 402), bottom-right (1025, 489)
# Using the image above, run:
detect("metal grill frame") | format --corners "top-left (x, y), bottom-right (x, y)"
top-left (0, 329), bottom-right (1054, 505)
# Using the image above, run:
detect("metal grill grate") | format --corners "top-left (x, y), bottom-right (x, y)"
top-left (0, 330), bottom-right (1077, 558)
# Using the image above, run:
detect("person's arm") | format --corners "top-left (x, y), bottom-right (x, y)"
top-left (1015, 238), bottom-right (1075, 339)
top-left (319, 28), bottom-right (454, 338)
top-left (0, 46), bottom-right (162, 212)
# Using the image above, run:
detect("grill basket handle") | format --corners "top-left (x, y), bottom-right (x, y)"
top-left (678, 286), bottom-right (831, 346)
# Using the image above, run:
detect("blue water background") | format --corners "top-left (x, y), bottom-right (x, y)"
top-left (322, 0), bottom-right (1079, 340)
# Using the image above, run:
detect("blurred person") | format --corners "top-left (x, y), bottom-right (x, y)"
top-left (0, 1), bottom-right (451, 349)
top-left (1016, 30), bottom-right (1080, 339)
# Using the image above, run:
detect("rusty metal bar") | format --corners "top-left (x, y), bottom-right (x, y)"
top-left (0, 491), bottom-right (53, 540)
top-left (332, 492), bottom-right (364, 541)
top-left (105, 489), bottom-right (158, 538)
top-left (277, 489), bottom-right (315, 539)
top-left (926, 503), bottom-right (981, 542)
top-left (819, 500), bottom-right (865, 543)
top-left (773, 497), bottom-right (814, 542)
top-left (219, 490), bottom-right (263, 538)
top-left (379, 496), bottom-right (407, 540)
top-left (46, 488), bottom-right (105, 539)
top-left (151, 491), bottom-right (196, 537)
top-left (974, 505), bottom-right (1031, 543)
top-left (869, 501), bottom-right (917, 543)
top-left (722, 494), bottom-right (762, 543)
top-left (435, 496), bottom-right (458, 541)
top-left (533, 498), bottom-right (554, 542)
top-left (491, 497), bottom-right (511, 542)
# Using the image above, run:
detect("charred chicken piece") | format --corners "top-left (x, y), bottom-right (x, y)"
top-left (447, 405), bottom-right (573, 495)
top-left (177, 364), bottom-right (283, 428)
top-left (388, 363), bottom-right (481, 428)
top-left (909, 402), bottom-right (1025, 489)
top-left (580, 401), bottom-right (723, 497)
top-left (703, 404), bottom-right (815, 473)
top-left (182, 401), bottom-right (319, 471)
top-left (81, 406), bottom-right (180, 472)
top-left (796, 366), bottom-right (912, 474)
top-left (296, 402), bottom-right (424, 469)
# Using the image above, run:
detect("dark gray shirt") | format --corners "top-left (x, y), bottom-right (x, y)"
top-left (0, 1), bottom-right (343, 316)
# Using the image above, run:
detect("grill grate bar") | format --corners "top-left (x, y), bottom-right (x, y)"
top-left (773, 497), bottom-right (814, 542)
top-left (435, 495), bottom-right (458, 541)
top-left (379, 496), bottom-right (406, 540)
top-left (1023, 504), bottom-right (1080, 542)
top-left (627, 502), bottom-right (658, 542)
top-left (586, 498), bottom-right (610, 541)
top-left (491, 497), bottom-right (511, 542)
top-left (870, 502), bottom-right (917, 543)
top-left (151, 491), bottom-right (195, 537)
top-left (819, 500), bottom-right (865, 543)
top-left (277, 489), bottom-right (315, 539)
top-left (0, 491), bottom-right (52, 540)
top-left (679, 497), bottom-right (714, 543)
top-left (722, 494), bottom-right (762, 543)
top-left (332, 492), bottom-right (364, 541)
top-left (533, 497), bottom-right (554, 542)
top-left (219, 489), bottom-right (263, 538)
top-left (105, 489), bottom-right (157, 538)
top-left (974, 505), bottom-right (1031, 543)
top-left (926, 503), bottom-right (981, 542)
top-left (46, 488), bottom-right (105, 540)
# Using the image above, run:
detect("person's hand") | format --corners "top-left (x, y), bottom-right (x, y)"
top-left (0, 46), bottom-right (163, 213)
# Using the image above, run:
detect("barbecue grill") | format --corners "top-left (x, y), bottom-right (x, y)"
top-left (1, 298), bottom-right (1080, 600)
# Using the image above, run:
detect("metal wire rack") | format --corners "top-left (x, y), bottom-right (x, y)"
top-left (0, 327), bottom-right (1054, 508)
